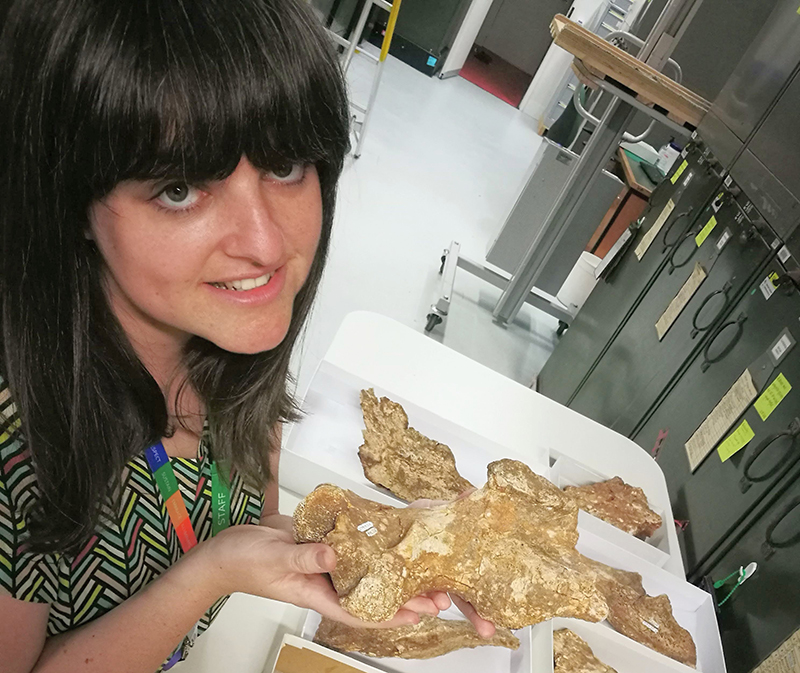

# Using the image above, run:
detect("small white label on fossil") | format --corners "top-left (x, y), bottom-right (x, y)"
top-left (365, 527), bottom-right (378, 537)
top-left (642, 619), bottom-right (660, 633)
top-left (357, 521), bottom-right (374, 532)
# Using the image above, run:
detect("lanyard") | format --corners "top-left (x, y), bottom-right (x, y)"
top-left (144, 441), bottom-right (231, 551)
top-left (144, 441), bottom-right (231, 670)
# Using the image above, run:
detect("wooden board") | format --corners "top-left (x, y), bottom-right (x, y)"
top-left (551, 14), bottom-right (709, 128)
top-left (617, 148), bottom-right (656, 197)
top-left (275, 644), bottom-right (369, 673)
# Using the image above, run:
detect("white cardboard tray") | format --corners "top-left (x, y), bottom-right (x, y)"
top-left (550, 455), bottom-right (671, 568)
top-left (283, 361), bottom-right (551, 499)
top-left (300, 609), bottom-right (532, 673)
top-left (272, 633), bottom-right (386, 673)
top-left (283, 362), bottom-right (725, 673)
top-left (576, 527), bottom-right (725, 673)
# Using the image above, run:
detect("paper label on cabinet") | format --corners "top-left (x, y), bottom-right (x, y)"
top-left (771, 333), bottom-right (795, 364)
top-left (671, 160), bottom-right (688, 184)
top-left (717, 420), bottom-right (755, 462)
top-left (754, 373), bottom-right (792, 421)
top-left (695, 215), bottom-right (718, 247)
top-left (759, 272), bottom-right (780, 300)
top-left (716, 228), bottom-right (732, 251)
top-left (779, 246), bottom-right (792, 263)
top-left (685, 369), bottom-right (758, 472)
top-left (635, 199), bottom-right (675, 260)
top-left (656, 262), bottom-right (708, 340)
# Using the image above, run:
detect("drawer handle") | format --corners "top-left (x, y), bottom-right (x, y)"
top-left (691, 282), bottom-right (732, 339)
top-left (762, 495), bottom-right (800, 560)
top-left (701, 312), bottom-right (747, 372)
top-left (740, 419), bottom-right (800, 494)
top-left (662, 208), bottom-right (694, 253)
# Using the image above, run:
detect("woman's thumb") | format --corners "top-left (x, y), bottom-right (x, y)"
top-left (288, 543), bottom-right (337, 574)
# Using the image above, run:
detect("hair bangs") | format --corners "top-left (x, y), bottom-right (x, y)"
top-left (80, 0), bottom-right (349, 196)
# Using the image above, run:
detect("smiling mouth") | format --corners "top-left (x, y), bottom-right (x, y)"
top-left (209, 273), bottom-right (273, 291)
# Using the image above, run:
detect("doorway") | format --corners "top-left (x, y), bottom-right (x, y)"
top-left (459, 0), bottom-right (568, 107)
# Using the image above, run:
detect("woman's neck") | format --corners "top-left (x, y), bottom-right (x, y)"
top-left (107, 280), bottom-right (206, 457)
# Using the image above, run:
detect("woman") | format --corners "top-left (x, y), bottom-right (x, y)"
top-left (0, 1), bottom-right (493, 671)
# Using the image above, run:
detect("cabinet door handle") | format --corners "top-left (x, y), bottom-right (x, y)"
top-left (701, 312), bottom-right (747, 372)
top-left (667, 230), bottom-right (700, 275)
top-left (740, 418), bottom-right (800, 494)
top-left (662, 208), bottom-right (694, 253)
top-left (762, 495), bottom-right (800, 559)
top-left (691, 281), bottom-right (733, 339)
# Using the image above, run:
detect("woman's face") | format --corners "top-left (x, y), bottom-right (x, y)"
top-left (89, 157), bottom-right (323, 357)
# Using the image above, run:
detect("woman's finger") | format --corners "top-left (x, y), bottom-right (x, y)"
top-left (451, 594), bottom-right (496, 639)
top-left (400, 595), bottom-right (440, 616)
top-left (425, 590), bottom-right (452, 611)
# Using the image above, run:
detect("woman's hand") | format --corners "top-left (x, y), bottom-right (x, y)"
top-left (197, 524), bottom-right (437, 628)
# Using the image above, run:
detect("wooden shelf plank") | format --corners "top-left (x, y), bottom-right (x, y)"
top-left (551, 14), bottom-right (709, 127)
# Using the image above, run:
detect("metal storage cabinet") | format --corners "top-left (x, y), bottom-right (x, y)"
top-left (701, 462), bottom-right (800, 673)
top-left (570, 179), bottom-right (774, 435)
top-left (537, 141), bottom-right (722, 405)
top-left (632, 259), bottom-right (799, 577)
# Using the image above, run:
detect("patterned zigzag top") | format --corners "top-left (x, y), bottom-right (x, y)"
top-left (0, 379), bottom-right (264, 661)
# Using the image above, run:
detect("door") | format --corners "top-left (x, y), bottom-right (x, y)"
top-left (570, 179), bottom-right (773, 434)
top-left (633, 259), bottom-right (800, 576)
top-left (475, 0), bottom-right (569, 75)
top-left (538, 141), bottom-right (722, 405)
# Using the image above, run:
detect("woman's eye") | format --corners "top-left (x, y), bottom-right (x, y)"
top-left (266, 163), bottom-right (305, 183)
top-left (155, 183), bottom-right (201, 210)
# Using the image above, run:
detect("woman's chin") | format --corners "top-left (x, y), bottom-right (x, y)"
top-left (207, 323), bottom-right (291, 355)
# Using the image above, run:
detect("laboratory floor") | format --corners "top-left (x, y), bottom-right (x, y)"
top-left (293, 46), bottom-right (558, 400)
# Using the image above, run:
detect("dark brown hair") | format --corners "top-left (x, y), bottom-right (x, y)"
top-left (0, 0), bottom-right (350, 552)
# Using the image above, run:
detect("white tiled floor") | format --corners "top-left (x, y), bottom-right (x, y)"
top-left (293, 46), bottom-right (559, 399)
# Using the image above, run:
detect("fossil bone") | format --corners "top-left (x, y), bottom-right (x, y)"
top-left (294, 459), bottom-right (608, 628)
top-left (564, 477), bottom-right (662, 539)
top-left (314, 615), bottom-right (519, 659)
top-left (358, 389), bottom-right (473, 501)
top-left (553, 629), bottom-right (617, 673)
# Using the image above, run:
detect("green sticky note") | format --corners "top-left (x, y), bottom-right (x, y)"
top-left (696, 215), bottom-right (718, 247)
top-left (754, 373), bottom-right (793, 421)
top-left (671, 160), bottom-right (688, 184)
top-left (717, 420), bottom-right (755, 462)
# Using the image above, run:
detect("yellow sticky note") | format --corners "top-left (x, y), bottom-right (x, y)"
top-left (671, 159), bottom-right (688, 184)
top-left (717, 420), bottom-right (755, 462)
top-left (696, 215), bottom-right (718, 247)
top-left (754, 373), bottom-right (793, 421)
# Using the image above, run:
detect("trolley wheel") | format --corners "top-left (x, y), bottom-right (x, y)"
top-left (556, 320), bottom-right (569, 337)
top-left (425, 313), bottom-right (443, 333)
top-left (438, 253), bottom-right (447, 275)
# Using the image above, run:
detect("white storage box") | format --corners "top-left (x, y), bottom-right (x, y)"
top-left (531, 617), bottom-right (707, 673)
top-left (574, 528), bottom-right (725, 673)
top-left (550, 455), bottom-right (671, 568)
top-left (300, 608), bottom-right (532, 673)
top-left (282, 361), bottom-right (551, 500)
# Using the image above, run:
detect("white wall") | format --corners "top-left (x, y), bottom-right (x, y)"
top-left (518, 0), bottom-right (649, 121)
top-left (440, 0), bottom-right (497, 77)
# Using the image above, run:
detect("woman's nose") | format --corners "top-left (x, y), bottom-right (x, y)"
top-left (219, 164), bottom-right (285, 266)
